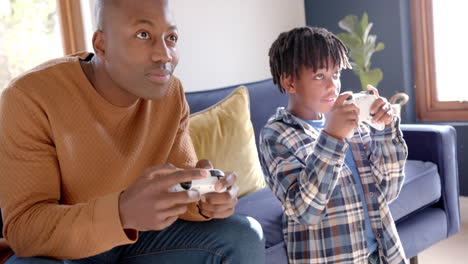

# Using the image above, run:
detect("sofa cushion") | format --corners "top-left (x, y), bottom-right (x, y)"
top-left (390, 160), bottom-right (441, 222)
top-left (235, 187), bottom-right (283, 248)
top-left (189, 86), bottom-right (266, 197)
top-left (185, 79), bottom-right (288, 149)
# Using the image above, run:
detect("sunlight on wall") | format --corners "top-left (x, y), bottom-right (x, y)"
top-left (171, 0), bottom-right (306, 91)
top-left (77, 0), bottom-right (306, 92)
top-left (81, 0), bottom-right (95, 52)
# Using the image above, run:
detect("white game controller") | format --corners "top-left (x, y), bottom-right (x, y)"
top-left (344, 91), bottom-right (386, 132)
top-left (169, 169), bottom-right (226, 195)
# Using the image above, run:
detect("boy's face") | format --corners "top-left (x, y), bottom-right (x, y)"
top-left (284, 58), bottom-right (342, 119)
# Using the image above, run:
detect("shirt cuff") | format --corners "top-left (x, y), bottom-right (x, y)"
top-left (179, 202), bottom-right (212, 222)
top-left (371, 116), bottom-right (403, 142)
top-left (93, 191), bottom-right (138, 246)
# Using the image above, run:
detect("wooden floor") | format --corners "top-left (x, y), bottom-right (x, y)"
top-left (418, 196), bottom-right (468, 263)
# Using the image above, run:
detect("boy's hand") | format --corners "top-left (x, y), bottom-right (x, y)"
top-left (119, 164), bottom-right (208, 231)
top-left (324, 92), bottom-right (360, 140)
top-left (196, 159), bottom-right (238, 219)
top-left (367, 85), bottom-right (394, 127)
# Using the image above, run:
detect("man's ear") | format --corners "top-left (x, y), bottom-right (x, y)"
top-left (92, 30), bottom-right (105, 59)
top-left (280, 74), bottom-right (296, 93)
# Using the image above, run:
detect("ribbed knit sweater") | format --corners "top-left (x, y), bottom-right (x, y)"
top-left (0, 53), bottom-right (204, 259)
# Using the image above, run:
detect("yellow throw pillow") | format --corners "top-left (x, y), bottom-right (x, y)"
top-left (189, 86), bottom-right (265, 197)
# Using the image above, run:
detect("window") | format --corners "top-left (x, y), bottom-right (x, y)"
top-left (0, 0), bottom-right (87, 91)
top-left (411, 0), bottom-right (468, 121)
top-left (57, 0), bottom-right (86, 54)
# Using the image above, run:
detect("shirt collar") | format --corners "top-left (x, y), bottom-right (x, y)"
top-left (271, 107), bottom-right (321, 135)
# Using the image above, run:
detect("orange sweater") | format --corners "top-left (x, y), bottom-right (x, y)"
top-left (0, 53), bottom-right (205, 259)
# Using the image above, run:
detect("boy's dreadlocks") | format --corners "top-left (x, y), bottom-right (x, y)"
top-left (269, 26), bottom-right (351, 93)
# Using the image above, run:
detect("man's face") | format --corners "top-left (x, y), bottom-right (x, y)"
top-left (289, 59), bottom-right (342, 118)
top-left (99, 0), bottom-right (178, 100)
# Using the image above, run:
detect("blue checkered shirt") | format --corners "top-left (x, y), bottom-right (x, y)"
top-left (259, 108), bottom-right (408, 264)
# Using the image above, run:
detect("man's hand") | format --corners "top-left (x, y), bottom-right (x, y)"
top-left (324, 92), bottom-right (360, 140)
top-left (118, 164), bottom-right (209, 231)
top-left (195, 159), bottom-right (239, 219)
top-left (367, 85), bottom-right (394, 127)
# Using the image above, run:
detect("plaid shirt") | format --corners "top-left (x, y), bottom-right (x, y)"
top-left (259, 108), bottom-right (408, 264)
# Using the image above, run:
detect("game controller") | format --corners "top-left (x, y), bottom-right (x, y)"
top-left (344, 91), bottom-right (386, 131)
top-left (169, 169), bottom-right (226, 195)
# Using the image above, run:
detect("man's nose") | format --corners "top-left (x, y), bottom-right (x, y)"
top-left (151, 39), bottom-right (173, 63)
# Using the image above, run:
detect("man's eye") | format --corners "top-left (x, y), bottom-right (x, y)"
top-left (136, 31), bottom-right (150, 40)
top-left (314, 74), bottom-right (324, 80)
top-left (168, 34), bottom-right (178, 43)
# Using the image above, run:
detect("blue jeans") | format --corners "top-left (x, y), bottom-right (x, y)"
top-left (5, 214), bottom-right (265, 264)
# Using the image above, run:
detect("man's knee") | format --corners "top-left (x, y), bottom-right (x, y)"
top-left (217, 214), bottom-right (264, 245)
top-left (5, 255), bottom-right (63, 264)
top-left (210, 214), bottom-right (265, 262)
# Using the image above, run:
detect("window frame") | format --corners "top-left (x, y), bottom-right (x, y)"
top-left (57, 0), bottom-right (86, 55)
top-left (411, 0), bottom-right (468, 121)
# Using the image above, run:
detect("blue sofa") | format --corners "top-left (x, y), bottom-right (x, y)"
top-left (185, 78), bottom-right (461, 263)
top-left (0, 78), bottom-right (459, 263)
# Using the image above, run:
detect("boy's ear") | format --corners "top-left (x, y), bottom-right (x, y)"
top-left (280, 74), bottom-right (296, 93)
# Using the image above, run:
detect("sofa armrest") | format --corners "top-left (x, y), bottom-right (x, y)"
top-left (401, 124), bottom-right (460, 237)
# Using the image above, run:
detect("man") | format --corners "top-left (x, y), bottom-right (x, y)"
top-left (0, 0), bottom-right (265, 263)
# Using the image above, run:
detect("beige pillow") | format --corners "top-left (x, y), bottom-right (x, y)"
top-left (189, 86), bottom-right (265, 197)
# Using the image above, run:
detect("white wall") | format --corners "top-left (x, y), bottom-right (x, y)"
top-left (82, 0), bottom-right (306, 92)
top-left (171, 0), bottom-right (306, 91)
top-left (81, 0), bottom-right (95, 52)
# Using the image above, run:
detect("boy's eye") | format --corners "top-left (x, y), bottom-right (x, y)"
top-left (314, 74), bottom-right (324, 80)
top-left (333, 72), bottom-right (341, 79)
top-left (136, 31), bottom-right (150, 40)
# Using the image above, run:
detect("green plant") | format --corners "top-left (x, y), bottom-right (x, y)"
top-left (337, 12), bottom-right (385, 91)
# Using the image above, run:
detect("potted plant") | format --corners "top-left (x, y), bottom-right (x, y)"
top-left (337, 12), bottom-right (408, 116)
top-left (337, 12), bottom-right (384, 91)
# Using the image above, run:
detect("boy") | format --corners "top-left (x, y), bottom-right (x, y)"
top-left (259, 26), bottom-right (408, 264)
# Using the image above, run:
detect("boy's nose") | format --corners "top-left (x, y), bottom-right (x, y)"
top-left (326, 78), bottom-right (339, 90)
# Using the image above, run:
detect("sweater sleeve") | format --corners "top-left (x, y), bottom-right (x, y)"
top-left (0, 87), bottom-right (136, 259)
top-left (166, 80), bottom-right (210, 222)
